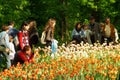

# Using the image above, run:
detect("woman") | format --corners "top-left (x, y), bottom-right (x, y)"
top-left (18, 22), bottom-right (30, 50)
top-left (72, 22), bottom-right (86, 44)
top-left (44, 18), bottom-right (56, 46)
top-left (28, 20), bottom-right (39, 48)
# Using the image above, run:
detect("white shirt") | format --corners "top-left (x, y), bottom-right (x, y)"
top-left (9, 42), bottom-right (16, 60)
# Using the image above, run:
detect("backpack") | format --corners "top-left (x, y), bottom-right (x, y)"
top-left (51, 39), bottom-right (58, 53)
top-left (40, 31), bottom-right (46, 44)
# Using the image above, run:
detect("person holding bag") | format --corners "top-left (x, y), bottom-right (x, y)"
top-left (41, 18), bottom-right (58, 54)
top-left (41, 18), bottom-right (56, 47)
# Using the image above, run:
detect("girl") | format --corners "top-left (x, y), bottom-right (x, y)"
top-left (13, 45), bottom-right (34, 65)
top-left (18, 22), bottom-right (30, 50)
top-left (44, 18), bottom-right (56, 46)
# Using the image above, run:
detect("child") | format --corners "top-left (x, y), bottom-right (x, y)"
top-left (13, 45), bottom-right (34, 65)
top-left (9, 36), bottom-right (16, 65)
top-left (83, 24), bottom-right (92, 44)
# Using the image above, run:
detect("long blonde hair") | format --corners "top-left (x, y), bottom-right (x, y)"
top-left (44, 18), bottom-right (56, 35)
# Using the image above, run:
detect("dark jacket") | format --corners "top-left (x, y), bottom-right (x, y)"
top-left (89, 22), bottom-right (101, 43)
top-left (29, 29), bottom-right (39, 47)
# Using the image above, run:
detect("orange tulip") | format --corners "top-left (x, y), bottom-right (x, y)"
top-left (85, 74), bottom-right (90, 79)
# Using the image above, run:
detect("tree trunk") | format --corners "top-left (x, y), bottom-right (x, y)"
top-left (59, 0), bottom-right (68, 41)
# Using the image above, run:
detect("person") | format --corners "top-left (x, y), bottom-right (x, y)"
top-left (43, 18), bottom-right (56, 46)
top-left (83, 24), bottom-right (92, 44)
top-left (9, 36), bottom-right (16, 65)
top-left (100, 23), bottom-right (106, 44)
top-left (0, 25), bottom-right (11, 69)
top-left (8, 21), bottom-right (19, 51)
top-left (28, 20), bottom-right (39, 48)
top-left (8, 21), bottom-right (19, 38)
top-left (13, 45), bottom-right (34, 65)
top-left (18, 22), bottom-right (30, 50)
top-left (103, 17), bottom-right (116, 43)
top-left (89, 16), bottom-right (101, 44)
top-left (72, 22), bottom-right (86, 44)
top-left (114, 28), bottom-right (119, 43)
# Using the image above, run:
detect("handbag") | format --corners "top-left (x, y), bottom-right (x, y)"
top-left (40, 31), bottom-right (46, 44)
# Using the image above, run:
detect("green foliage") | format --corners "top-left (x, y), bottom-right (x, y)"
top-left (0, 0), bottom-right (120, 43)
top-left (83, 19), bottom-right (89, 25)
top-left (0, 0), bottom-right (30, 28)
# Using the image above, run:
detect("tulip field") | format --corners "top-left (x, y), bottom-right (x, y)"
top-left (0, 43), bottom-right (120, 80)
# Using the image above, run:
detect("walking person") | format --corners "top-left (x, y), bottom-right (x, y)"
top-left (43, 18), bottom-right (56, 47)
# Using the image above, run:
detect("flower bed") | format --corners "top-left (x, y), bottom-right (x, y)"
top-left (0, 43), bottom-right (120, 80)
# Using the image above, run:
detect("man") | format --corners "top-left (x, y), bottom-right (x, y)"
top-left (104, 17), bottom-right (115, 43)
top-left (89, 16), bottom-right (101, 44)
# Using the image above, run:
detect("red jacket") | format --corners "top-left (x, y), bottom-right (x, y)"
top-left (15, 51), bottom-right (34, 64)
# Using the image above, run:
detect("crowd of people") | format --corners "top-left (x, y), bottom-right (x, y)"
top-left (0, 16), bottom-right (119, 69)
top-left (0, 20), bottom-right (39, 69)
top-left (72, 17), bottom-right (119, 45)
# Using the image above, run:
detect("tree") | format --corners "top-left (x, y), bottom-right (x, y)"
top-left (0, 0), bottom-right (30, 28)
top-left (0, 0), bottom-right (120, 42)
